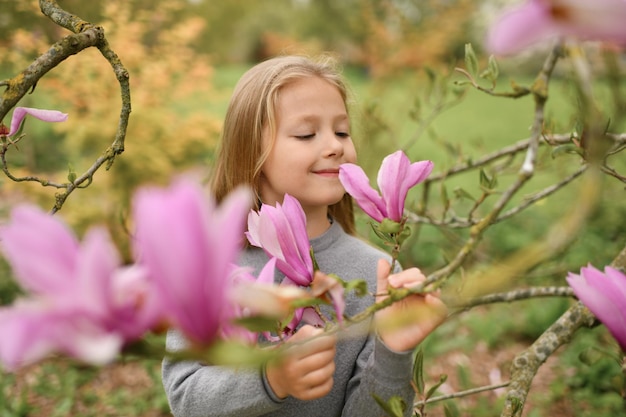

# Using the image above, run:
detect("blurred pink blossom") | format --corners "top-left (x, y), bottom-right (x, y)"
top-left (566, 264), bottom-right (626, 351)
top-left (339, 150), bottom-right (433, 223)
top-left (487, 0), bottom-right (626, 56)
top-left (0, 206), bottom-right (157, 371)
top-left (132, 179), bottom-right (251, 346)
top-left (229, 258), bottom-right (318, 342)
top-left (4, 106), bottom-right (68, 137)
top-left (246, 194), bottom-right (314, 287)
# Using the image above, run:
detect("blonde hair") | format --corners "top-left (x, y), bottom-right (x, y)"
top-left (212, 55), bottom-right (356, 235)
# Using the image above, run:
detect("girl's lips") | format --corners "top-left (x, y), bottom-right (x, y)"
top-left (313, 169), bottom-right (340, 177)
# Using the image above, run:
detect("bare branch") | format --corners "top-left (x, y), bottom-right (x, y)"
top-left (500, 243), bottom-right (626, 417)
top-left (0, 26), bottom-right (104, 121)
top-left (0, 1), bottom-right (132, 213)
top-left (500, 302), bottom-right (596, 417)
top-left (422, 44), bottom-right (563, 287)
top-left (455, 286), bottom-right (574, 310)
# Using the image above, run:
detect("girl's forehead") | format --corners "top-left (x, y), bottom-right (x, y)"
top-left (276, 78), bottom-right (346, 112)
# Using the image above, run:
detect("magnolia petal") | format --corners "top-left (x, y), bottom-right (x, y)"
top-left (281, 195), bottom-right (313, 273)
top-left (255, 257), bottom-right (277, 286)
top-left (487, 0), bottom-right (626, 56)
top-left (0, 302), bottom-right (122, 371)
top-left (394, 159), bottom-right (433, 220)
top-left (378, 152), bottom-right (433, 222)
top-left (246, 210), bottom-right (263, 247)
top-left (0, 303), bottom-right (57, 371)
top-left (0, 205), bottom-right (79, 296)
top-left (252, 199), bottom-right (313, 286)
top-left (231, 282), bottom-right (308, 320)
top-left (339, 163), bottom-right (386, 222)
top-left (109, 264), bottom-right (160, 340)
top-left (58, 322), bottom-right (123, 366)
top-left (551, 0), bottom-right (626, 43)
top-left (567, 265), bottom-right (626, 350)
top-left (301, 307), bottom-right (325, 327)
top-left (214, 186), bottom-right (253, 270)
top-left (7, 107), bottom-right (68, 137)
top-left (132, 179), bottom-right (241, 345)
top-left (487, 0), bottom-right (557, 56)
top-left (270, 197), bottom-right (313, 284)
top-left (605, 266), bottom-right (626, 301)
top-left (251, 206), bottom-right (284, 258)
top-left (72, 227), bottom-right (121, 317)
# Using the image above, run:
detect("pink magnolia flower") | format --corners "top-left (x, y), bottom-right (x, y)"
top-left (230, 258), bottom-right (306, 321)
top-left (226, 259), bottom-right (280, 344)
top-left (339, 151), bottom-right (433, 223)
top-left (132, 179), bottom-right (252, 346)
top-left (246, 194), bottom-right (314, 287)
top-left (229, 258), bottom-right (319, 341)
top-left (566, 264), bottom-right (626, 351)
top-left (3, 107), bottom-right (68, 137)
top-left (487, 0), bottom-right (626, 56)
top-left (0, 206), bottom-right (158, 371)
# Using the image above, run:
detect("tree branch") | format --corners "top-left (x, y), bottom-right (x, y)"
top-left (0, 1), bottom-right (132, 213)
top-left (455, 286), bottom-right (574, 310)
top-left (500, 243), bottom-right (626, 417)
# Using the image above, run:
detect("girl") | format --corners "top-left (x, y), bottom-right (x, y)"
top-left (162, 55), bottom-right (447, 417)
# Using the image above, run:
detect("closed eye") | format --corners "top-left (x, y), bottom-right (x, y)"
top-left (295, 134), bottom-right (315, 140)
top-left (336, 132), bottom-right (350, 138)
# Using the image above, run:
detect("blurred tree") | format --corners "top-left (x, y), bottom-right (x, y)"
top-left (0, 0), bottom-right (220, 257)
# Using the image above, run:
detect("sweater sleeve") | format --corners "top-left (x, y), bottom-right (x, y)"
top-left (341, 332), bottom-right (416, 417)
top-left (161, 330), bottom-right (283, 417)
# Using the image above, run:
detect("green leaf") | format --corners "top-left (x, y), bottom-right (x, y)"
top-left (233, 316), bottom-right (280, 332)
top-left (310, 246), bottom-right (320, 271)
top-left (453, 187), bottom-right (475, 202)
top-left (396, 225), bottom-right (412, 246)
top-left (67, 163), bottom-right (77, 183)
top-left (464, 43), bottom-right (478, 77)
top-left (488, 55), bottom-right (499, 80)
top-left (207, 340), bottom-right (277, 367)
top-left (510, 397), bottom-right (524, 415)
top-left (479, 168), bottom-right (497, 191)
top-left (379, 218), bottom-right (402, 234)
top-left (345, 279), bottom-right (369, 297)
top-left (425, 374), bottom-right (448, 400)
top-left (370, 222), bottom-right (392, 242)
top-left (578, 347), bottom-right (605, 366)
top-left (479, 168), bottom-right (491, 189)
top-left (444, 401), bottom-right (461, 417)
top-left (551, 144), bottom-right (584, 158)
top-left (290, 297), bottom-right (327, 309)
top-left (372, 394), bottom-right (406, 417)
top-left (479, 55), bottom-right (499, 85)
top-left (413, 347), bottom-right (425, 395)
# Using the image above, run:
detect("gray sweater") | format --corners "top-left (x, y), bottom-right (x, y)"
top-left (162, 221), bottom-right (416, 417)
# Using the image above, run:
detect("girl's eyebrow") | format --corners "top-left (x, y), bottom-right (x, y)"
top-left (288, 113), bottom-right (349, 124)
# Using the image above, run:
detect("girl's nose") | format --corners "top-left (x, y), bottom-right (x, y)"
top-left (323, 132), bottom-right (344, 158)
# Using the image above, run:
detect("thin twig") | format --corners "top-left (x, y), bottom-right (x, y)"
top-left (415, 381), bottom-right (511, 406)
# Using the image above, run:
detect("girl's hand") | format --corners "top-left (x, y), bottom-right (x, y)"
top-left (266, 325), bottom-right (337, 400)
top-left (375, 259), bottom-right (448, 352)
